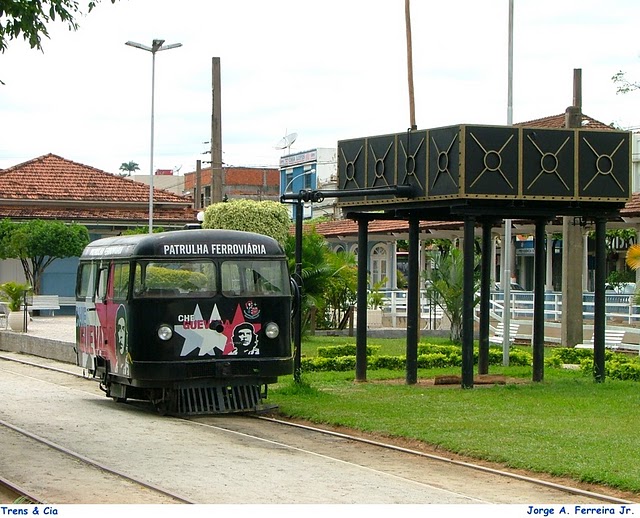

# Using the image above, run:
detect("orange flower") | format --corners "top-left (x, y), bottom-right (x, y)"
top-left (625, 244), bottom-right (640, 271)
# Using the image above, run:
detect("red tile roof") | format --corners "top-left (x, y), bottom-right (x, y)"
top-left (515, 113), bottom-right (613, 130)
top-left (0, 154), bottom-right (197, 226)
top-left (300, 218), bottom-right (463, 237)
top-left (0, 154), bottom-right (188, 203)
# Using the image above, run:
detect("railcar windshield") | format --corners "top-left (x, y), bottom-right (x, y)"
top-left (221, 260), bottom-right (290, 297)
top-left (130, 259), bottom-right (290, 298)
top-left (133, 260), bottom-right (217, 298)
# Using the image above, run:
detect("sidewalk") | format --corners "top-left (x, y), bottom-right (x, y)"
top-left (17, 315), bottom-right (76, 343)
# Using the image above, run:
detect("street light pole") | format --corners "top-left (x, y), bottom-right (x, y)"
top-left (281, 169), bottom-right (316, 220)
top-left (125, 39), bottom-right (182, 233)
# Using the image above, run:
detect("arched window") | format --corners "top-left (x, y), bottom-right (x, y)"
top-left (370, 244), bottom-right (388, 287)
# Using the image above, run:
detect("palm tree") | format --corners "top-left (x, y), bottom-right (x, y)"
top-left (118, 161), bottom-right (140, 177)
top-left (285, 228), bottom-right (357, 330)
top-left (423, 247), bottom-right (480, 344)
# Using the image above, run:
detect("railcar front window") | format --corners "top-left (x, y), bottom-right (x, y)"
top-left (221, 260), bottom-right (289, 297)
top-left (133, 261), bottom-right (216, 298)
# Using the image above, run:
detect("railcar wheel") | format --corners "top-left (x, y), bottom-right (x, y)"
top-left (153, 399), bottom-right (169, 416)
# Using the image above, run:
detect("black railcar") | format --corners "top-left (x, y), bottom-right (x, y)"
top-left (75, 229), bottom-right (293, 414)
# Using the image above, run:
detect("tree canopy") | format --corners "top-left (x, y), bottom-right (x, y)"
top-left (202, 199), bottom-right (290, 245)
top-left (119, 161), bottom-right (140, 176)
top-left (0, 219), bottom-right (89, 293)
top-left (612, 70), bottom-right (640, 95)
top-left (0, 0), bottom-right (117, 53)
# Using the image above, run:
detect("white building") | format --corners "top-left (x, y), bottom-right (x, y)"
top-left (279, 148), bottom-right (338, 219)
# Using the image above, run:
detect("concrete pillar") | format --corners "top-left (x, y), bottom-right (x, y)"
top-left (561, 218), bottom-right (584, 347)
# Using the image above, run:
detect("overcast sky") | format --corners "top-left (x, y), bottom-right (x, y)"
top-left (1, 0), bottom-right (640, 176)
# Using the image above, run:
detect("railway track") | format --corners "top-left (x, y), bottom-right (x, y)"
top-left (0, 475), bottom-right (41, 504)
top-left (0, 352), bottom-right (637, 505)
top-left (0, 418), bottom-right (195, 504)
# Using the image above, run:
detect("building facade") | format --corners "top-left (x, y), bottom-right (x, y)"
top-left (279, 148), bottom-right (338, 220)
top-left (183, 165), bottom-right (280, 208)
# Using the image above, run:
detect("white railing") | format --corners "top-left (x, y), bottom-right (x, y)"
top-left (380, 290), bottom-right (444, 328)
top-left (379, 289), bottom-right (640, 325)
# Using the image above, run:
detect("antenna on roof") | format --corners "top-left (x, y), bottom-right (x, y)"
top-left (274, 131), bottom-right (298, 155)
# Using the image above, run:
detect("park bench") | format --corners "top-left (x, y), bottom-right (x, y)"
top-left (575, 329), bottom-right (625, 350)
top-left (21, 294), bottom-right (61, 316)
top-left (489, 322), bottom-right (520, 345)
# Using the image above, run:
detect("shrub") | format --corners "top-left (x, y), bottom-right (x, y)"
top-left (608, 361), bottom-right (640, 382)
top-left (371, 355), bottom-right (406, 370)
top-left (417, 353), bottom-right (450, 369)
top-left (299, 345), bottom-right (532, 372)
top-left (544, 347), bottom-right (596, 366)
top-left (317, 344), bottom-right (380, 358)
top-left (545, 347), bottom-right (640, 382)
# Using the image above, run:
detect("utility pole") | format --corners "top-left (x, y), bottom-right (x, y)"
top-left (405, 0), bottom-right (417, 130)
top-left (211, 57), bottom-right (223, 204)
top-left (195, 159), bottom-right (202, 210)
top-left (561, 69), bottom-right (584, 347)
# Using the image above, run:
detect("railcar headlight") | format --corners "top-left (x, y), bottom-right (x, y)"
top-left (264, 322), bottom-right (279, 339)
top-left (157, 324), bottom-right (173, 341)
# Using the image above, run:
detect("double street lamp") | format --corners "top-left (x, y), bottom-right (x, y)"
top-left (125, 39), bottom-right (182, 233)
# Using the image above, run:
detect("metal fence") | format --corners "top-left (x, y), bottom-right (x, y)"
top-left (379, 289), bottom-right (640, 326)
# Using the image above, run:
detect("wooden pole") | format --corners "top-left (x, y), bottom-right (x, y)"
top-left (211, 57), bottom-right (223, 204)
top-left (195, 160), bottom-right (202, 210)
top-left (405, 0), bottom-right (417, 130)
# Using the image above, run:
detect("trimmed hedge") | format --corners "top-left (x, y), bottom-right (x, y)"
top-left (300, 343), bottom-right (533, 372)
top-left (317, 344), bottom-right (380, 358)
top-left (545, 347), bottom-right (640, 382)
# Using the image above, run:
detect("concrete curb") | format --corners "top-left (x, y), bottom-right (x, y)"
top-left (0, 331), bottom-right (76, 364)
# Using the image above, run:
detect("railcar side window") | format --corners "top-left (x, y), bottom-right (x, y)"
top-left (112, 263), bottom-right (130, 301)
top-left (97, 267), bottom-right (108, 300)
top-left (76, 263), bottom-right (96, 300)
top-left (133, 260), bottom-right (216, 297)
top-left (221, 260), bottom-right (289, 297)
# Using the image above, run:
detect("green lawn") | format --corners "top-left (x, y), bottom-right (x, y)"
top-left (268, 335), bottom-right (640, 494)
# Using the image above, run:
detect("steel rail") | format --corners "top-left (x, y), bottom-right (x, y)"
top-left (0, 474), bottom-right (43, 504)
top-left (255, 415), bottom-right (636, 505)
top-left (0, 418), bottom-right (196, 504)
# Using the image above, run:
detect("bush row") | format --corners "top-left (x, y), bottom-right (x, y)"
top-left (317, 344), bottom-right (380, 358)
top-left (301, 344), bottom-right (532, 372)
top-left (545, 347), bottom-right (640, 382)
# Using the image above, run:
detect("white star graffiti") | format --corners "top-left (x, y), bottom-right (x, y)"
top-left (175, 304), bottom-right (228, 356)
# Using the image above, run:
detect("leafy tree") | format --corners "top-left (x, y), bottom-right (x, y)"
top-left (0, 0), bottom-right (117, 53)
top-left (323, 251), bottom-right (357, 327)
top-left (423, 247), bottom-right (480, 344)
top-left (612, 71), bottom-right (640, 95)
top-left (203, 199), bottom-right (290, 245)
top-left (0, 219), bottom-right (89, 294)
top-left (284, 228), bottom-right (357, 330)
top-left (118, 161), bottom-right (140, 176)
